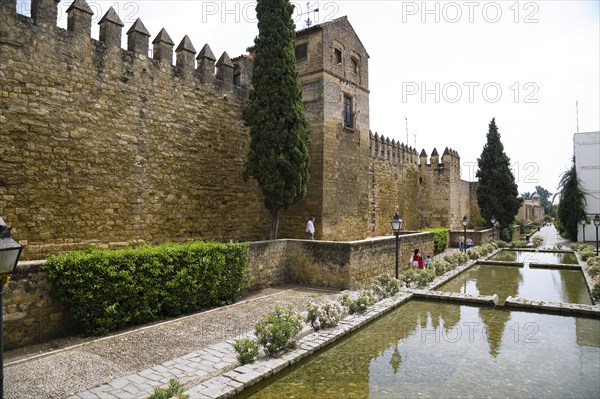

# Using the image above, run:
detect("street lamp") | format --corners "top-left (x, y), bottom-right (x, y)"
top-left (0, 220), bottom-right (23, 399)
top-left (462, 216), bottom-right (468, 252)
top-left (391, 213), bottom-right (404, 279)
top-left (491, 216), bottom-right (496, 241)
top-left (581, 217), bottom-right (587, 243)
top-left (594, 214), bottom-right (600, 256)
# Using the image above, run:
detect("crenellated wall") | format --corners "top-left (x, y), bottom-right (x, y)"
top-left (1, 0), bottom-right (480, 259)
top-left (368, 132), bottom-right (477, 233)
top-left (1, 0), bottom-right (270, 259)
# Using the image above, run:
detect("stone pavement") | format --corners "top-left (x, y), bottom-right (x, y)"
top-left (4, 285), bottom-right (342, 399)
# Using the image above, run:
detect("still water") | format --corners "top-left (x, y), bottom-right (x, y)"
top-left (487, 250), bottom-right (578, 264)
top-left (438, 263), bottom-right (592, 305)
top-left (244, 301), bottom-right (600, 399)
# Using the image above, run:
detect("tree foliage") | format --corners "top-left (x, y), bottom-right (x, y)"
top-left (556, 159), bottom-right (586, 241)
top-left (242, 0), bottom-right (310, 239)
top-left (476, 118), bottom-right (522, 239)
top-left (535, 185), bottom-right (552, 213)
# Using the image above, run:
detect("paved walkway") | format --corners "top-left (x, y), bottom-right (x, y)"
top-left (535, 223), bottom-right (572, 249)
top-left (4, 285), bottom-right (342, 399)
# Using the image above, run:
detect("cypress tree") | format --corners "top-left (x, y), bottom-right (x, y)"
top-left (476, 118), bottom-right (522, 239)
top-left (242, 0), bottom-right (310, 240)
top-left (556, 160), bottom-right (586, 241)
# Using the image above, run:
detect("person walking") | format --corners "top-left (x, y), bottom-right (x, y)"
top-left (305, 217), bottom-right (315, 240)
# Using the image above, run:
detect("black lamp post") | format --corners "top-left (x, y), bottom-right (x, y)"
top-left (462, 216), bottom-right (468, 252)
top-left (391, 213), bottom-right (404, 279)
top-left (0, 220), bottom-right (23, 399)
top-left (581, 217), bottom-right (587, 243)
top-left (594, 214), bottom-right (600, 256)
top-left (491, 216), bottom-right (496, 241)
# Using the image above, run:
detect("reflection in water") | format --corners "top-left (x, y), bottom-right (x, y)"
top-left (246, 301), bottom-right (600, 399)
top-left (439, 264), bottom-right (592, 305)
top-left (488, 250), bottom-right (578, 264)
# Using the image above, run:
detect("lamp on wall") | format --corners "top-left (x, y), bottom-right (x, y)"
top-left (462, 216), bottom-right (468, 252)
top-left (0, 219), bottom-right (23, 399)
top-left (594, 214), bottom-right (600, 256)
top-left (581, 217), bottom-right (587, 243)
top-left (390, 213), bottom-right (403, 279)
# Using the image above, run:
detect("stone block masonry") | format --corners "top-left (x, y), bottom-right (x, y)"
top-left (2, 233), bottom-right (433, 349)
top-left (0, 0), bottom-right (270, 260)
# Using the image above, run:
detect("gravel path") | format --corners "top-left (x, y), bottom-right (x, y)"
top-left (4, 285), bottom-right (342, 399)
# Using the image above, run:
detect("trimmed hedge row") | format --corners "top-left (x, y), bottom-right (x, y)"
top-left (45, 241), bottom-right (249, 336)
top-left (421, 227), bottom-right (449, 255)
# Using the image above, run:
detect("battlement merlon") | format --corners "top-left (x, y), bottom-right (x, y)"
top-left (2, 0), bottom-right (248, 94)
top-left (67, 0), bottom-right (93, 37)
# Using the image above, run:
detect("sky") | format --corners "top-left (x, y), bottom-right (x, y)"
top-left (21, 0), bottom-right (600, 198)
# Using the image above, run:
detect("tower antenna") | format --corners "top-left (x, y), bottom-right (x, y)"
top-left (405, 117), bottom-right (408, 145)
top-left (299, 2), bottom-right (320, 28)
top-left (576, 100), bottom-right (579, 133)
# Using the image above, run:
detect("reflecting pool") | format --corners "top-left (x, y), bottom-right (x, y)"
top-left (244, 301), bottom-right (600, 399)
top-left (438, 263), bottom-right (592, 304)
top-left (487, 250), bottom-right (578, 264)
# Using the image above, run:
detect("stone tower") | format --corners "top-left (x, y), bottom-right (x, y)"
top-left (279, 17), bottom-right (371, 240)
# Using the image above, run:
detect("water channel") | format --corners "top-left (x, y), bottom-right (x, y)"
top-left (243, 300), bottom-right (600, 398)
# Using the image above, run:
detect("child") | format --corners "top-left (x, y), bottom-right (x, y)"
top-left (424, 255), bottom-right (432, 268)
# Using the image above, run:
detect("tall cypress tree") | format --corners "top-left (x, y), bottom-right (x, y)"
top-left (556, 160), bottom-right (586, 241)
top-left (243, 0), bottom-right (310, 240)
top-left (476, 118), bottom-right (521, 238)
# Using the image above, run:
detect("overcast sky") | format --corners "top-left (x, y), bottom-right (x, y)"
top-left (31, 0), bottom-right (600, 197)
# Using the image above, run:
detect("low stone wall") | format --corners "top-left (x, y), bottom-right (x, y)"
top-left (449, 228), bottom-right (495, 247)
top-left (2, 260), bottom-right (79, 350)
top-left (3, 232), bottom-right (434, 349)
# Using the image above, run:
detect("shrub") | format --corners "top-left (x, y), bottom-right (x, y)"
top-left (420, 228), bottom-right (449, 255)
top-left (430, 260), bottom-right (452, 276)
top-left (340, 291), bottom-right (375, 315)
top-left (400, 268), bottom-right (435, 287)
top-left (255, 305), bottom-right (304, 355)
top-left (581, 249), bottom-right (596, 261)
top-left (148, 379), bottom-right (188, 399)
top-left (495, 240), bottom-right (507, 248)
top-left (588, 264), bottom-right (600, 278)
top-left (531, 235), bottom-right (544, 248)
top-left (444, 252), bottom-right (469, 266)
top-left (592, 282), bottom-right (600, 301)
top-left (508, 240), bottom-right (529, 248)
top-left (231, 338), bottom-right (259, 365)
top-left (370, 273), bottom-right (400, 300)
top-left (306, 301), bottom-right (344, 331)
top-left (467, 249), bottom-right (480, 260)
top-left (44, 241), bottom-right (249, 336)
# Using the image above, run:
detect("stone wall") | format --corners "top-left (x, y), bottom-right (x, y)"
top-left (0, 1), bottom-right (271, 260)
top-left (2, 233), bottom-right (432, 349)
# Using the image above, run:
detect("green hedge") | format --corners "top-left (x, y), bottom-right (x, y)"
top-left (421, 227), bottom-right (449, 255)
top-left (45, 241), bottom-right (249, 336)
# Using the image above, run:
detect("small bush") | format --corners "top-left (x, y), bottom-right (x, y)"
top-left (588, 264), bottom-right (600, 278)
top-left (231, 338), bottom-right (259, 365)
top-left (400, 268), bottom-right (435, 287)
top-left (508, 240), bottom-right (529, 248)
top-left (581, 249), bottom-right (596, 262)
top-left (592, 282), bottom-right (600, 301)
top-left (467, 249), bottom-right (480, 260)
top-left (495, 240), bottom-right (507, 248)
top-left (431, 260), bottom-right (452, 276)
top-left (370, 273), bottom-right (400, 300)
top-left (306, 301), bottom-right (344, 331)
top-left (531, 235), bottom-right (544, 248)
top-left (255, 305), bottom-right (304, 355)
top-left (340, 291), bottom-right (375, 314)
top-left (148, 379), bottom-right (188, 399)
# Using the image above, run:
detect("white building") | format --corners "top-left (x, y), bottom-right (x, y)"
top-left (574, 132), bottom-right (600, 242)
